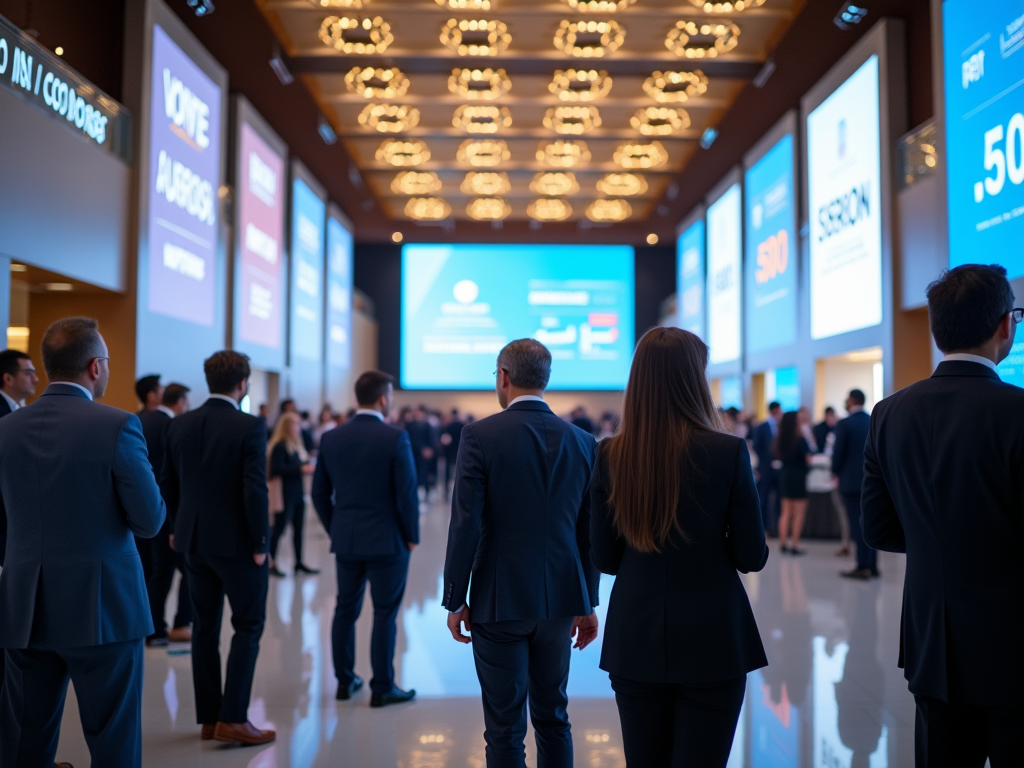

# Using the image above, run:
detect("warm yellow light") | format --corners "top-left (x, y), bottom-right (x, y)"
top-left (630, 106), bottom-right (690, 136)
top-left (527, 198), bottom-right (573, 221)
top-left (530, 172), bottom-right (579, 196)
top-left (391, 171), bottom-right (442, 195)
top-left (457, 139), bottom-right (510, 167)
top-left (6, 327), bottom-right (29, 353)
top-left (563, 0), bottom-right (636, 10)
top-left (312, 0), bottom-right (366, 7)
top-left (554, 19), bottom-right (625, 58)
top-left (536, 140), bottom-right (590, 168)
top-left (448, 68), bottom-right (511, 100)
top-left (614, 141), bottom-right (668, 169)
top-left (405, 197), bottom-right (451, 220)
top-left (461, 172), bottom-right (511, 195)
top-left (392, 231), bottom-right (404, 242)
top-left (54, 46), bottom-right (64, 56)
top-left (466, 197), bottom-right (511, 221)
top-left (586, 198), bottom-right (632, 222)
top-left (9, 263), bottom-right (27, 272)
top-left (543, 105), bottom-right (601, 135)
top-left (548, 69), bottom-right (612, 102)
top-left (440, 18), bottom-right (511, 56)
top-left (687, 0), bottom-right (765, 11)
top-left (665, 21), bottom-right (740, 59)
top-left (376, 139), bottom-right (431, 166)
top-left (453, 105), bottom-right (512, 134)
top-left (643, 70), bottom-right (709, 103)
top-left (318, 16), bottom-right (393, 54)
top-left (344, 66), bottom-right (409, 99)
top-left (358, 103), bottom-right (420, 133)
top-left (436, 0), bottom-right (490, 8)
top-left (646, 233), bottom-right (659, 245)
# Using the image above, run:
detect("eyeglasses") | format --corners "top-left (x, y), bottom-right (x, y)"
top-left (1012, 308), bottom-right (1024, 324)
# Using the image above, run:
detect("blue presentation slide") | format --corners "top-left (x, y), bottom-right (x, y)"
top-left (401, 244), bottom-right (635, 390)
top-left (944, 1), bottom-right (1024, 278)
top-left (677, 219), bottom-right (706, 339)
top-left (745, 134), bottom-right (797, 353)
top-left (290, 179), bottom-right (325, 363)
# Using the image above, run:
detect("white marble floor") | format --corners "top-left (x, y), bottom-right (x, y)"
top-left (51, 498), bottom-right (917, 767)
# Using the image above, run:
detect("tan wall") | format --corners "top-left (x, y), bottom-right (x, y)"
top-left (892, 306), bottom-right (932, 392)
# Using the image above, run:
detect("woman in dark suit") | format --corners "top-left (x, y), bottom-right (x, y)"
top-left (774, 410), bottom-right (811, 556)
top-left (591, 326), bottom-right (768, 767)
top-left (268, 412), bottom-right (317, 577)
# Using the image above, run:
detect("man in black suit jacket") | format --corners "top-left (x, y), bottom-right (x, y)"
top-left (862, 264), bottom-right (1024, 765)
top-left (443, 339), bottom-right (600, 768)
top-left (440, 409), bottom-right (465, 500)
top-left (751, 401), bottom-right (782, 534)
top-left (312, 370), bottom-right (419, 707)
top-left (831, 390), bottom-right (874, 579)
top-left (812, 407), bottom-right (837, 454)
top-left (0, 317), bottom-right (165, 767)
top-left (162, 352), bottom-right (274, 746)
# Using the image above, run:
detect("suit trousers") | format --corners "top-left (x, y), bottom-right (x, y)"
top-left (332, 552), bottom-right (409, 694)
top-left (609, 674), bottom-right (746, 768)
top-left (842, 492), bottom-right (877, 571)
top-left (186, 552), bottom-right (268, 724)
top-left (270, 499), bottom-right (306, 564)
top-left (147, 532), bottom-right (192, 637)
top-left (915, 694), bottom-right (1023, 767)
top-left (0, 638), bottom-right (144, 768)
top-left (471, 617), bottom-right (574, 768)
top-left (757, 470), bottom-right (779, 535)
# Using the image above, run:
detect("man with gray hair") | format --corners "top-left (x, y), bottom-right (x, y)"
top-left (443, 338), bottom-right (600, 768)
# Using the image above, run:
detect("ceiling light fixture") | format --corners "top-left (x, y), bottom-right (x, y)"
top-left (318, 16), bottom-right (393, 54)
top-left (317, 116), bottom-right (338, 144)
top-left (453, 104), bottom-right (512, 134)
top-left (311, 0), bottom-right (365, 7)
top-left (358, 103), bottom-right (420, 133)
top-left (554, 20), bottom-right (625, 58)
top-left (391, 171), bottom-right (442, 195)
top-left (440, 18), bottom-right (511, 56)
top-left (665, 21), bottom-right (740, 59)
top-left (642, 70), bottom-right (708, 103)
top-left (467, 197), bottom-right (511, 221)
top-left (436, 0), bottom-right (491, 8)
top-left (186, 0), bottom-right (215, 16)
top-left (536, 140), bottom-right (591, 168)
top-left (543, 105), bottom-right (602, 135)
top-left (834, 3), bottom-right (868, 29)
top-left (448, 68), bottom-right (512, 100)
top-left (461, 172), bottom-right (511, 195)
top-left (457, 138), bottom-right (511, 167)
top-left (686, 0), bottom-right (765, 11)
top-left (377, 139), bottom-right (431, 166)
top-left (647, 233), bottom-right (660, 244)
top-left (344, 66), bottom-right (409, 99)
top-left (405, 197), bottom-right (451, 221)
top-left (699, 126), bottom-right (718, 149)
top-left (596, 172), bottom-right (647, 196)
top-left (564, 0), bottom-right (636, 10)
top-left (630, 106), bottom-right (690, 136)
top-left (614, 141), bottom-right (668, 169)
top-left (528, 198), bottom-right (573, 221)
top-left (392, 231), bottom-right (404, 242)
top-left (530, 172), bottom-right (579, 196)
top-left (586, 198), bottom-right (632, 222)
top-left (549, 69), bottom-right (612, 102)
top-left (269, 44), bottom-right (294, 85)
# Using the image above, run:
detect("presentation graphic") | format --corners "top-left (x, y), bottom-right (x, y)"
top-left (147, 24), bottom-right (221, 327)
top-left (707, 184), bottom-right (743, 365)
top-left (746, 134), bottom-right (797, 353)
top-left (807, 55), bottom-right (883, 340)
top-left (677, 218), bottom-right (706, 339)
top-left (719, 376), bottom-right (743, 410)
top-left (945, 1), bottom-right (1024, 278)
top-left (401, 244), bottom-right (634, 390)
top-left (237, 123), bottom-right (285, 350)
top-left (326, 216), bottom-right (353, 370)
top-left (290, 178), bottom-right (324, 363)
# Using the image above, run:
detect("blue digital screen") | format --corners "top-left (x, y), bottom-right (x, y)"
top-left (289, 179), bottom-right (324, 363)
top-left (326, 216), bottom-right (353, 370)
top-left (944, 0), bottom-right (1024, 278)
top-left (677, 218), bottom-right (705, 339)
top-left (745, 134), bottom-right (797, 353)
top-left (401, 244), bottom-right (635, 390)
top-left (719, 376), bottom-right (743, 409)
top-left (774, 366), bottom-right (801, 412)
top-left (997, 341), bottom-right (1024, 387)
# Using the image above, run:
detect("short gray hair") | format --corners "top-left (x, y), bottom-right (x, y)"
top-left (497, 339), bottom-right (552, 390)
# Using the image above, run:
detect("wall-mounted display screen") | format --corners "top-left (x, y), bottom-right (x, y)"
top-left (745, 134), bottom-right (797, 353)
top-left (677, 218), bottom-right (705, 339)
top-left (236, 122), bottom-right (285, 358)
top-left (326, 214), bottom-right (353, 370)
top-left (807, 55), bottom-right (882, 340)
top-left (944, 0), bottom-right (1024, 279)
top-left (706, 183), bottom-right (742, 365)
top-left (289, 178), bottom-right (325, 363)
top-left (146, 24), bottom-right (221, 327)
top-left (719, 376), bottom-right (743, 410)
top-left (770, 366), bottom-right (801, 411)
top-left (401, 244), bottom-right (634, 390)
top-left (997, 341), bottom-right (1024, 388)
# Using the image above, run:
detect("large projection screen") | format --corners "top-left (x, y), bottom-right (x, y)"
top-left (401, 244), bottom-right (635, 390)
top-left (676, 209), bottom-right (706, 339)
top-left (706, 182), bottom-right (743, 366)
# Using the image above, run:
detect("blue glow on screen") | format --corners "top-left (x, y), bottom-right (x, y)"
top-left (997, 341), bottom-right (1024, 387)
top-left (745, 134), bottom-right (797, 353)
top-left (719, 376), bottom-right (743, 410)
top-left (326, 216), bottom-right (353, 370)
top-left (677, 218), bottom-right (705, 338)
top-left (774, 366), bottom-right (801, 411)
top-left (944, 0), bottom-right (1024, 278)
top-left (289, 179), bottom-right (324, 363)
top-left (401, 244), bottom-right (635, 390)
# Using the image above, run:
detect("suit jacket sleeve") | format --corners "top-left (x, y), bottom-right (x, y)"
top-left (443, 425), bottom-right (486, 611)
top-left (727, 439), bottom-right (769, 573)
top-left (393, 429), bottom-right (420, 545)
top-left (0, 485), bottom-right (7, 568)
top-left (311, 443), bottom-right (333, 533)
top-left (831, 420), bottom-right (848, 477)
top-left (243, 419), bottom-right (270, 553)
top-left (861, 411), bottom-right (906, 552)
top-left (575, 439), bottom-right (601, 610)
top-left (159, 427), bottom-right (180, 529)
top-left (114, 414), bottom-right (167, 539)
top-left (589, 444), bottom-right (625, 576)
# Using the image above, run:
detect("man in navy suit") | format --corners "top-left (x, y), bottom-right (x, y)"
top-left (751, 401), bottom-right (782, 535)
top-left (312, 370), bottom-right (419, 707)
top-left (832, 389), bottom-right (874, 579)
top-left (443, 339), bottom-right (600, 768)
top-left (862, 265), bottom-right (1024, 765)
top-left (0, 317), bottom-right (165, 767)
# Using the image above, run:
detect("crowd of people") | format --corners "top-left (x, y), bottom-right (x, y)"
top-left (0, 263), bottom-right (1019, 767)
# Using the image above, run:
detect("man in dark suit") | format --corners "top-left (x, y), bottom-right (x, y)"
top-left (405, 406), bottom-right (437, 499)
top-left (832, 389), bottom-right (874, 579)
top-left (312, 370), bottom-right (419, 707)
top-left (162, 352), bottom-right (274, 746)
top-left (0, 317), bottom-right (165, 767)
top-left (443, 339), bottom-right (600, 768)
top-left (440, 408), bottom-right (464, 500)
top-left (862, 264), bottom-right (1024, 765)
top-left (751, 401), bottom-right (782, 535)
top-left (812, 406), bottom-right (837, 454)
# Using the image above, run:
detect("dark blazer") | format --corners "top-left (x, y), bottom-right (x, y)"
top-left (443, 419), bottom-right (464, 460)
top-left (138, 408), bottom-right (171, 477)
top-left (0, 396), bottom-right (14, 566)
top-left (0, 395), bottom-right (13, 419)
top-left (270, 441), bottom-right (307, 508)
top-left (862, 360), bottom-right (1024, 707)
top-left (312, 414), bottom-right (420, 560)
top-left (590, 432), bottom-right (768, 684)
top-left (0, 384), bottom-right (165, 649)
top-left (811, 421), bottom-right (833, 454)
top-left (162, 398), bottom-right (269, 557)
top-left (442, 400), bottom-right (599, 623)
top-left (831, 410), bottom-right (870, 494)
top-left (751, 419), bottom-right (775, 476)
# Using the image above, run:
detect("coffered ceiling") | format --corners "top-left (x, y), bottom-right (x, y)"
top-left (256, 0), bottom-right (800, 227)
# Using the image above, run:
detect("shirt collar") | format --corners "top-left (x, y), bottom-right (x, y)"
top-left (847, 405), bottom-right (864, 414)
top-left (156, 405), bottom-right (176, 419)
top-left (942, 353), bottom-right (998, 372)
top-left (207, 394), bottom-right (240, 410)
top-left (0, 389), bottom-right (21, 411)
top-left (52, 381), bottom-right (94, 401)
top-left (355, 408), bottom-right (385, 421)
top-left (508, 394), bottom-right (545, 407)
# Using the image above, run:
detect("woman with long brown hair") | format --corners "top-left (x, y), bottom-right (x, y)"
top-left (591, 326), bottom-right (768, 767)
top-left (774, 409), bottom-right (812, 556)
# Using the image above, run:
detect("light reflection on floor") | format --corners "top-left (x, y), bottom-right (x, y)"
top-left (48, 497), bottom-right (915, 766)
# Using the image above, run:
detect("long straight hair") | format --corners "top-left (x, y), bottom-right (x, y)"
top-left (772, 411), bottom-right (800, 460)
top-left (268, 411), bottom-right (309, 462)
top-left (605, 327), bottom-right (724, 553)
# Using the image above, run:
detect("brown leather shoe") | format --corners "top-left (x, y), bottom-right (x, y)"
top-left (168, 626), bottom-right (192, 643)
top-left (201, 724), bottom-right (215, 740)
top-left (213, 721), bottom-right (276, 746)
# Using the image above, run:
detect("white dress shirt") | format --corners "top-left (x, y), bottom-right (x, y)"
top-left (0, 389), bottom-right (20, 412)
top-left (355, 408), bottom-right (385, 421)
top-left (156, 405), bottom-right (176, 419)
top-left (942, 353), bottom-right (998, 372)
top-left (508, 395), bottom-right (545, 407)
top-left (52, 381), bottom-right (93, 401)
top-left (207, 394), bottom-right (240, 409)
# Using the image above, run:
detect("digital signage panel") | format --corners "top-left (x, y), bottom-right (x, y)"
top-left (146, 24), bottom-right (221, 327)
top-left (944, 0), bottom-right (1024, 278)
top-left (677, 218), bottom-right (705, 338)
top-left (289, 178), bottom-right (325, 363)
top-left (326, 214), bottom-right (353, 370)
top-left (401, 244), bottom-right (634, 390)
top-left (706, 183), bottom-right (743, 365)
top-left (807, 55), bottom-right (882, 340)
top-left (745, 134), bottom-right (797, 353)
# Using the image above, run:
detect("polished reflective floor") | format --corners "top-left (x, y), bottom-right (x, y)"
top-left (52, 497), bottom-right (916, 767)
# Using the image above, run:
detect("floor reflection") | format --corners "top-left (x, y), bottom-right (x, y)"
top-left (47, 498), bottom-right (914, 767)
